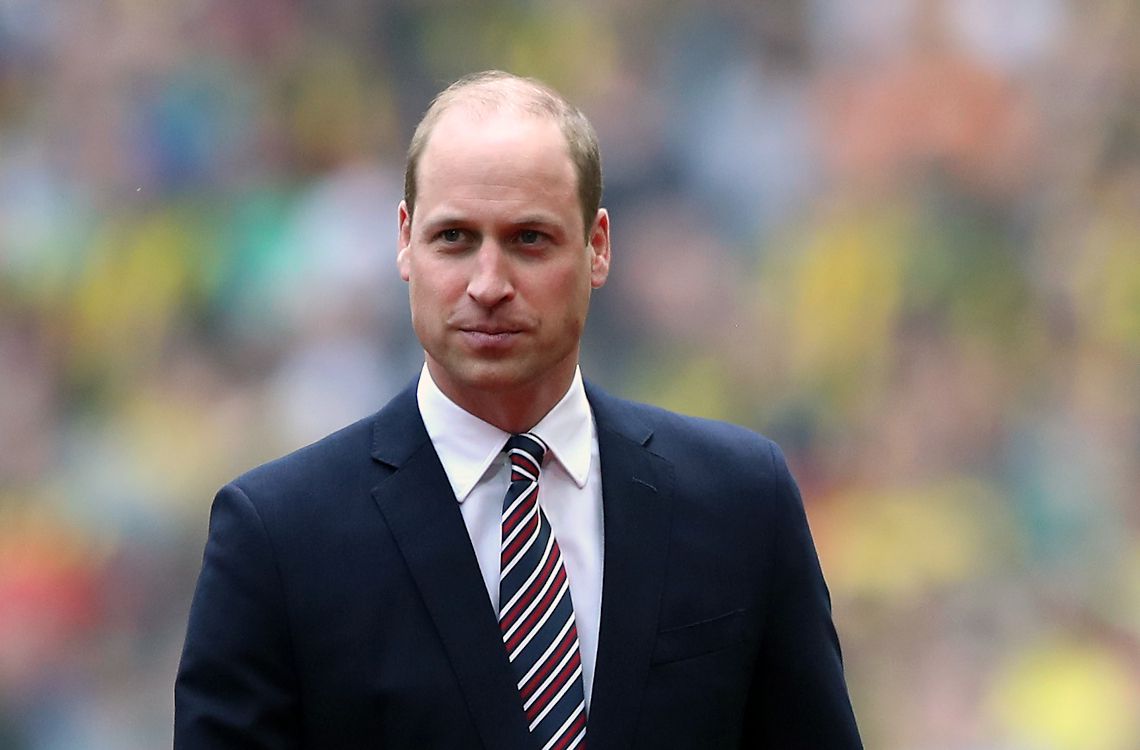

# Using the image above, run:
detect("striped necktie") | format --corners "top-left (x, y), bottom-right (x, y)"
top-left (499, 433), bottom-right (588, 750)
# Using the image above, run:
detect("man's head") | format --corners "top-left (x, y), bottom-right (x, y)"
top-left (403, 71), bottom-right (603, 241)
top-left (397, 71), bottom-right (611, 430)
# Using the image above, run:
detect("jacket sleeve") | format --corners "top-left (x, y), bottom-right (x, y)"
top-left (175, 483), bottom-right (303, 749)
top-left (741, 443), bottom-right (863, 749)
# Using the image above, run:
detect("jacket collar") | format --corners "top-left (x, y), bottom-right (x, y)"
top-left (583, 382), bottom-right (675, 750)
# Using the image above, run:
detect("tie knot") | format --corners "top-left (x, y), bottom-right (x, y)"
top-left (505, 432), bottom-right (546, 475)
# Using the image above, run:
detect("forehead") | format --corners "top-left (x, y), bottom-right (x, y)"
top-left (416, 106), bottom-right (577, 207)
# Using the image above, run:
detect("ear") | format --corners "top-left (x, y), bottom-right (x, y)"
top-left (397, 201), bottom-right (412, 282)
top-left (587, 209), bottom-right (611, 289)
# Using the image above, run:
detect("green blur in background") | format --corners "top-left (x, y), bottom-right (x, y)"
top-left (1, 0), bottom-right (1138, 748)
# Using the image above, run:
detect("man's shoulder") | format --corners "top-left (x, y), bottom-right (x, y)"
top-left (229, 380), bottom-right (422, 501)
top-left (232, 412), bottom-right (380, 496)
top-left (585, 382), bottom-right (783, 471)
top-left (587, 385), bottom-right (803, 530)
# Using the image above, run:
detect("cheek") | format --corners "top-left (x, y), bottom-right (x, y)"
top-left (542, 260), bottom-right (592, 296)
top-left (407, 277), bottom-right (442, 330)
top-left (409, 261), bottom-right (460, 306)
top-left (543, 269), bottom-right (592, 325)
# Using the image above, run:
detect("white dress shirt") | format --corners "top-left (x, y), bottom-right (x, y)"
top-left (416, 365), bottom-right (605, 710)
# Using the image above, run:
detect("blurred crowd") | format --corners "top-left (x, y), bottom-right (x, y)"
top-left (1, 0), bottom-right (1138, 747)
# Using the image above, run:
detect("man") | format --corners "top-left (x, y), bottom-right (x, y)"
top-left (175, 71), bottom-right (862, 749)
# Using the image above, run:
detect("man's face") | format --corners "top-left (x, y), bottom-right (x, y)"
top-left (397, 107), bottom-right (610, 407)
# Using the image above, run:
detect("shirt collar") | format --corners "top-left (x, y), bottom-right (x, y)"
top-left (416, 364), bottom-right (594, 503)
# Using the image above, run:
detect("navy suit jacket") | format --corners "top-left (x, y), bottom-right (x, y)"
top-left (175, 380), bottom-right (861, 748)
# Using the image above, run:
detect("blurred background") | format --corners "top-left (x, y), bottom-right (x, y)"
top-left (1, 0), bottom-right (1138, 747)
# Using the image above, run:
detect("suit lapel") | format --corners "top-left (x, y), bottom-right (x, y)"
top-left (585, 385), bottom-right (675, 750)
top-left (369, 383), bottom-right (532, 750)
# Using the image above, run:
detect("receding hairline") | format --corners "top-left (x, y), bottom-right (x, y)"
top-left (404, 71), bottom-right (603, 238)
top-left (432, 74), bottom-right (570, 120)
top-left (413, 71), bottom-right (577, 141)
top-left (417, 96), bottom-right (574, 161)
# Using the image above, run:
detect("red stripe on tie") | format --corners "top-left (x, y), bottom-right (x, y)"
top-left (525, 648), bottom-right (582, 722)
top-left (550, 713), bottom-right (587, 750)
top-left (503, 490), bottom-right (536, 537)
top-left (501, 512), bottom-right (539, 568)
top-left (500, 540), bottom-right (560, 632)
top-left (505, 565), bottom-right (566, 652)
top-left (519, 623), bottom-right (578, 700)
top-left (511, 453), bottom-right (540, 476)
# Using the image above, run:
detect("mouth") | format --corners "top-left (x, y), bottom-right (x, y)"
top-left (457, 326), bottom-right (524, 348)
top-left (461, 325), bottom-right (520, 335)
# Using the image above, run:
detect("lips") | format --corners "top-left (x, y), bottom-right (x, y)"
top-left (454, 317), bottom-right (530, 334)
top-left (461, 326), bottom-right (521, 335)
top-left (456, 324), bottom-right (527, 349)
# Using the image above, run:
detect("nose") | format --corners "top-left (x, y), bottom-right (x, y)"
top-left (466, 241), bottom-right (515, 308)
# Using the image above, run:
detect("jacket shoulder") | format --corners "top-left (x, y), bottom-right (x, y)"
top-left (230, 379), bottom-right (423, 502)
top-left (233, 414), bottom-right (378, 496)
top-left (586, 383), bottom-right (783, 475)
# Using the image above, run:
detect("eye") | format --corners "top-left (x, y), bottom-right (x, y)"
top-left (517, 229), bottom-right (545, 245)
top-left (439, 228), bottom-right (465, 243)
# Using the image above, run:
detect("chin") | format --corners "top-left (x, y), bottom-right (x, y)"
top-left (429, 346), bottom-right (574, 397)
top-left (457, 364), bottom-right (533, 393)
top-left (428, 355), bottom-right (522, 392)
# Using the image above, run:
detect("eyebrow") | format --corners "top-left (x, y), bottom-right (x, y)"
top-left (419, 213), bottom-right (566, 233)
top-left (419, 213), bottom-right (465, 229)
top-left (511, 213), bottom-right (562, 227)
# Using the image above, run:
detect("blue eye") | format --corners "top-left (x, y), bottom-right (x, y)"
top-left (518, 229), bottom-right (542, 244)
top-left (440, 228), bottom-right (464, 242)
